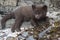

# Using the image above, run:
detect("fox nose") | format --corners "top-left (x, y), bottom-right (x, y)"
top-left (35, 15), bottom-right (40, 19)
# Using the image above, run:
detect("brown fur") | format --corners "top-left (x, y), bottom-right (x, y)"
top-left (1, 4), bottom-right (47, 32)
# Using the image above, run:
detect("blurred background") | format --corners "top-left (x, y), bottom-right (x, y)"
top-left (0, 0), bottom-right (60, 12)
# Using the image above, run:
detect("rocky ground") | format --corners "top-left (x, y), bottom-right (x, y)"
top-left (0, 10), bottom-right (60, 40)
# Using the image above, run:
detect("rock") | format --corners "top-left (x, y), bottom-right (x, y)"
top-left (58, 38), bottom-right (60, 40)
top-left (26, 36), bottom-right (35, 40)
top-left (6, 36), bottom-right (17, 40)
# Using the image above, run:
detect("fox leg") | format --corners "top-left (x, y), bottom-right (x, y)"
top-left (1, 14), bottom-right (12, 29)
top-left (31, 19), bottom-right (39, 27)
top-left (16, 18), bottom-right (24, 32)
top-left (11, 16), bottom-right (24, 32)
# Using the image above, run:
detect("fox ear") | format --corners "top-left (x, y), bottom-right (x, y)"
top-left (32, 4), bottom-right (36, 10)
top-left (43, 5), bottom-right (47, 9)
